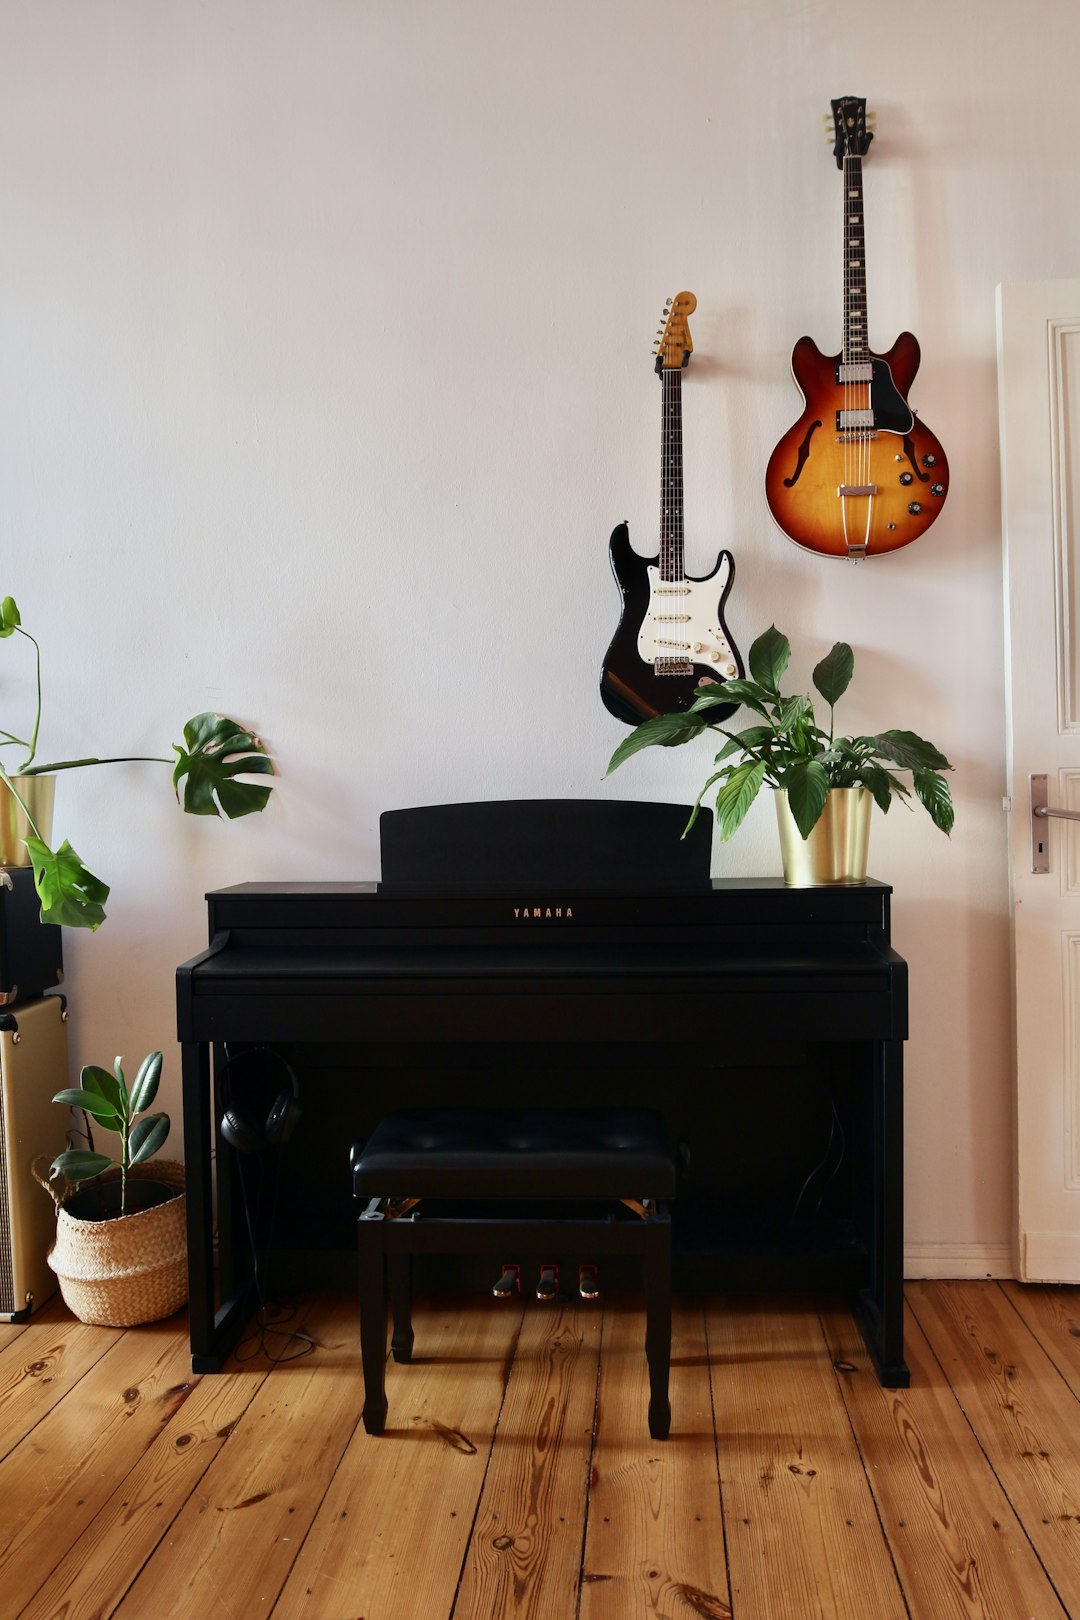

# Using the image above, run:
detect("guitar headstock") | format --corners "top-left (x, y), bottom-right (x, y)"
top-left (652, 291), bottom-right (696, 372)
top-left (827, 96), bottom-right (875, 168)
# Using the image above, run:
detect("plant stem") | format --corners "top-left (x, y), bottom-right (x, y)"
top-left (20, 755), bottom-right (173, 775)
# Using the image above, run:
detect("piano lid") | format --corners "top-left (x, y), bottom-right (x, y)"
top-left (378, 800), bottom-right (712, 892)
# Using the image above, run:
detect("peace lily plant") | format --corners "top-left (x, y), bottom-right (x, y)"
top-left (606, 625), bottom-right (954, 842)
top-left (0, 593), bottom-right (274, 929)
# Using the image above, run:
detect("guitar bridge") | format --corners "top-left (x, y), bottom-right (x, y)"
top-left (654, 657), bottom-right (694, 676)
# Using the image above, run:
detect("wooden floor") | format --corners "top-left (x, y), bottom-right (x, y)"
top-left (1, 1282), bottom-right (1079, 1618)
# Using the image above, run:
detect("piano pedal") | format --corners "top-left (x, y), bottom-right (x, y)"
top-left (535, 1262), bottom-right (559, 1302)
top-left (578, 1263), bottom-right (600, 1301)
top-left (492, 1262), bottom-right (520, 1299)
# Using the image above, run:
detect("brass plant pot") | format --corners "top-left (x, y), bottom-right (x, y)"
top-left (774, 785), bottom-right (872, 887)
top-left (0, 775), bottom-right (55, 868)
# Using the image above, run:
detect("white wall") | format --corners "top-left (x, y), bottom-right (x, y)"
top-left (2, 0), bottom-right (1075, 1274)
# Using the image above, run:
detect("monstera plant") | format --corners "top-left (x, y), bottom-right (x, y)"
top-left (0, 594), bottom-right (274, 929)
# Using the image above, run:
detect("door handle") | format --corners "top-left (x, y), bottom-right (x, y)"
top-left (1030, 772), bottom-right (1080, 872)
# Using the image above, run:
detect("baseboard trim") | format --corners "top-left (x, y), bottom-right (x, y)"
top-left (904, 1242), bottom-right (1015, 1280)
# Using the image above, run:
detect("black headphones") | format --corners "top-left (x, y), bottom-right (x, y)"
top-left (218, 1045), bottom-right (302, 1154)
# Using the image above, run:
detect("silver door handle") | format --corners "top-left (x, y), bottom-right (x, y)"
top-left (1030, 772), bottom-right (1080, 871)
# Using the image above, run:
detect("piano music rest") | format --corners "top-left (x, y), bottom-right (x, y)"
top-left (351, 1107), bottom-right (676, 1438)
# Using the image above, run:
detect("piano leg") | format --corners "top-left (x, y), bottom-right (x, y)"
top-left (358, 1206), bottom-right (389, 1434)
top-left (855, 1037), bottom-right (909, 1387)
top-left (389, 1254), bottom-right (414, 1363)
top-left (182, 1040), bottom-right (215, 1367)
top-left (643, 1215), bottom-right (672, 1440)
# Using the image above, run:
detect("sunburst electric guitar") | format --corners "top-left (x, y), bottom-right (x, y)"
top-left (600, 292), bottom-right (742, 727)
top-left (764, 97), bottom-right (949, 559)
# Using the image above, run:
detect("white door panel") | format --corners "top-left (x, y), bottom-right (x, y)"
top-left (999, 278), bottom-right (1080, 1280)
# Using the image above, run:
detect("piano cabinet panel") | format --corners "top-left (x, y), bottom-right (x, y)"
top-left (214, 1037), bottom-right (880, 1298)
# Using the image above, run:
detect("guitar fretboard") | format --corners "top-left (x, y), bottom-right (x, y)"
top-left (660, 366), bottom-right (684, 583)
top-left (842, 154), bottom-right (869, 364)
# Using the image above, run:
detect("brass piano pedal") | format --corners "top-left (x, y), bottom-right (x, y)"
top-left (535, 1263), bottom-right (559, 1302)
top-left (492, 1262), bottom-right (520, 1299)
top-left (578, 1263), bottom-right (600, 1301)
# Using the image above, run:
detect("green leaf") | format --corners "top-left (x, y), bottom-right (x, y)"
top-left (606, 711), bottom-right (709, 774)
top-left (25, 837), bottom-right (109, 930)
top-left (52, 1086), bottom-right (122, 1127)
top-left (812, 642), bottom-right (854, 707)
top-left (51, 1148), bottom-right (114, 1182)
top-left (129, 1050), bottom-right (163, 1114)
top-left (691, 679), bottom-right (775, 720)
top-left (0, 596), bottom-right (20, 638)
top-left (714, 760), bottom-right (768, 841)
top-left (914, 769), bottom-right (955, 834)
top-left (172, 713), bottom-right (275, 819)
top-left (775, 694), bottom-right (813, 736)
top-left (82, 1063), bottom-right (128, 1121)
top-left (128, 1113), bottom-right (170, 1166)
top-left (748, 627), bottom-right (791, 693)
top-left (782, 759), bottom-right (831, 838)
top-left (866, 730), bottom-right (953, 772)
top-left (854, 763), bottom-right (897, 815)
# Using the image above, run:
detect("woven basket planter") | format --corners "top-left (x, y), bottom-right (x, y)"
top-left (47, 1159), bottom-right (187, 1327)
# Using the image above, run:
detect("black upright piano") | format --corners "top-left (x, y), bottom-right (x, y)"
top-left (176, 800), bottom-right (908, 1383)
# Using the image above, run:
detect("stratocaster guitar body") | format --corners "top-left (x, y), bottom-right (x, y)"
top-left (601, 523), bottom-right (741, 726)
top-left (765, 331), bottom-right (949, 558)
top-left (765, 95), bottom-right (949, 559)
top-left (600, 291), bottom-right (742, 726)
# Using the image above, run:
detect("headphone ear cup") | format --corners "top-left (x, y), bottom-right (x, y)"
top-left (220, 1105), bottom-right (264, 1154)
top-left (264, 1089), bottom-right (301, 1147)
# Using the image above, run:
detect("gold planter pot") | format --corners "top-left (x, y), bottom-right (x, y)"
top-left (0, 775), bottom-right (55, 868)
top-left (774, 785), bottom-right (872, 887)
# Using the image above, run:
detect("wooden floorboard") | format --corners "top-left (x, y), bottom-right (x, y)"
top-left (4, 1281), bottom-right (1080, 1620)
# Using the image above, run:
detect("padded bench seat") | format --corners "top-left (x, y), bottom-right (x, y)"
top-left (351, 1106), bottom-right (677, 1201)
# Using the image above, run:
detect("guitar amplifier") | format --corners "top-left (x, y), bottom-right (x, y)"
top-left (0, 867), bottom-right (64, 1008)
top-left (0, 995), bottom-right (68, 1319)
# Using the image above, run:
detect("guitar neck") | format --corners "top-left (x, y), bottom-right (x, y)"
top-left (842, 154), bottom-right (869, 364)
top-left (660, 365), bottom-right (685, 582)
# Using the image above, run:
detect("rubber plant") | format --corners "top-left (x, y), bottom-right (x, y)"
top-left (606, 625), bottom-right (954, 840)
top-left (0, 593), bottom-right (274, 929)
top-left (51, 1050), bottom-right (168, 1216)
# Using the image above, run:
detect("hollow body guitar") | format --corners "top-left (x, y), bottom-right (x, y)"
top-left (765, 97), bottom-right (949, 559)
top-left (601, 292), bottom-right (742, 727)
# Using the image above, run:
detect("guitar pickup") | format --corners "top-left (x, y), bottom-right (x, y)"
top-left (836, 408), bottom-right (875, 429)
top-left (837, 484), bottom-right (877, 497)
top-left (836, 361), bottom-right (874, 383)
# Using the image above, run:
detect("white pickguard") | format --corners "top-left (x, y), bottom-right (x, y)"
top-left (636, 559), bottom-right (739, 677)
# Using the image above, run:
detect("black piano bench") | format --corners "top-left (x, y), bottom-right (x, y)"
top-left (350, 1107), bottom-right (676, 1440)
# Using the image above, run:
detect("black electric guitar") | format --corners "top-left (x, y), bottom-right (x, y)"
top-left (600, 292), bottom-right (742, 727)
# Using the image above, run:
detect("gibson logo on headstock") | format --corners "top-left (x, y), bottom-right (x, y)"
top-left (512, 904), bottom-right (574, 920)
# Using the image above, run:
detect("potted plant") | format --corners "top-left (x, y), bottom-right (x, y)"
top-left (606, 626), bottom-right (953, 885)
top-left (0, 593), bottom-right (274, 928)
top-left (37, 1050), bottom-right (187, 1325)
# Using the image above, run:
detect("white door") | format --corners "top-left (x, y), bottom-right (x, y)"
top-left (999, 277), bottom-right (1080, 1281)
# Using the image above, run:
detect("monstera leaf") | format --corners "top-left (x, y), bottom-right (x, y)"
top-left (25, 837), bottom-right (109, 930)
top-left (172, 712), bottom-right (274, 818)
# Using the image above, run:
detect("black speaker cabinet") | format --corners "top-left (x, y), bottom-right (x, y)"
top-left (0, 867), bottom-right (64, 1009)
top-left (0, 995), bottom-right (68, 1319)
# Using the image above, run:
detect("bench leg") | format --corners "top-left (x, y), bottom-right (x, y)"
top-left (358, 1213), bottom-right (389, 1435)
top-left (643, 1221), bottom-right (672, 1440)
top-left (389, 1253), bottom-right (414, 1363)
